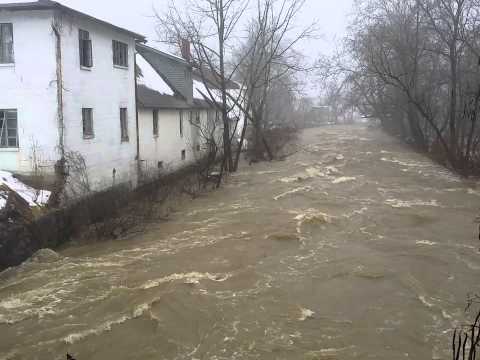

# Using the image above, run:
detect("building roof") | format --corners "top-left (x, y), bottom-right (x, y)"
top-left (137, 43), bottom-right (189, 66)
top-left (137, 43), bottom-right (192, 102)
top-left (136, 55), bottom-right (174, 96)
top-left (192, 68), bottom-right (240, 90)
top-left (137, 85), bottom-right (211, 110)
top-left (0, 0), bottom-right (146, 41)
top-left (137, 85), bottom-right (189, 109)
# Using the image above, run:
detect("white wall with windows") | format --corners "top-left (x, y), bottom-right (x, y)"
top-left (0, 9), bottom-right (139, 191)
top-left (0, 10), bottom-right (59, 174)
top-left (138, 108), bottom-right (209, 175)
top-left (59, 13), bottom-right (139, 190)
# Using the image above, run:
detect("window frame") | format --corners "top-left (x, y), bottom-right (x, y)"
top-left (79, 29), bottom-right (93, 69)
top-left (82, 108), bottom-right (94, 139)
top-left (153, 109), bottom-right (159, 136)
top-left (112, 40), bottom-right (128, 68)
top-left (120, 107), bottom-right (129, 142)
top-left (0, 109), bottom-right (18, 148)
top-left (0, 23), bottom-right (14, 64)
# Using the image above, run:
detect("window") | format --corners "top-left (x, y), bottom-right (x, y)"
top-left (0, 109), bottom-right (18, 148)
top-left (112, 40), bottom-right (128, 68)
top-left (153, 110), bottom-right (159, 136)
top-left (195, 111), bottom-right (201, 125)
top-left (0, 23), bottom-right (14, 64)
top-left (82, 108), bottom-right (94, 138)
top-left (79, 29), bottom-right (92, 68)
top-left (120, 108), bottom-right (129, 142)
top-left (157, 161), bottom-right (163, 169)
top-left (179, 110), bottom-right (184, 137)
top-left (181, 149), bottom-right (186, 160)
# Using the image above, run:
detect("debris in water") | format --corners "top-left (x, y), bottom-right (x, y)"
top-left (299, 307), bottom-right (315, 321)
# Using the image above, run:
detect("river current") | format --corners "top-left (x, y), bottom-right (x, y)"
top-left (1, 125), bottom-right (480, 359)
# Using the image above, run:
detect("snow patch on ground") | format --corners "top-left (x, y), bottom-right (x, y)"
top-left (0, 171), bottom-right (51, 210)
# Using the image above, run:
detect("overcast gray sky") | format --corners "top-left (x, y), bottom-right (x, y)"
top-left (2, 0), bottom-right (354, 96)
top-left (2, 0), bottom-right (353, 56)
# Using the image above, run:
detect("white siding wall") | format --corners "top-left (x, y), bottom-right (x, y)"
top-left (138, 108), bottom-right (209, 174)
top-left (59, 13), bottom-right (138, 190)
top-left (0, 10), bottom-right (58, 174)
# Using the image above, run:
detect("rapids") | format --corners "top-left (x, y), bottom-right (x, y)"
top-left (1, 125), bottom-right (480, 359)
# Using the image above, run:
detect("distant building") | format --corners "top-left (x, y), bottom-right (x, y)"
top-left (309, 106), bottom-right (333, 126)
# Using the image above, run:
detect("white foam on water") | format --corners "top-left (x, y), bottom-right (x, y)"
top-left (292, 209), bottom-right (335, 234)
top-left (385, 199), bottom-right (441, 208)
top-left (305, 167), bottom-right (326, 178)
top-left (279, 176), bottom-right (301, 183)
top-left (141, 272), bottom-right (231, 290)
top-left (419, 295), bottom-right (435, 308)
top-left (468, 188), bottom-right (480, 196)
top-left (63, 315), bottom-right (131, 344)
top-left (380, 157), bottom-right (429, 168)
top-left (332, 176), bottom-right (356, 184)
top-left (273, 186), bottom-right (313, 201)
top-left (416, 240), bottom-right (437, 246)
top-left (325, 166), bottom-right (340, 175)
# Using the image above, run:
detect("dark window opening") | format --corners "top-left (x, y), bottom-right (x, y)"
top-left (79, 29), bottom-right (93, 68)
top-left (179, 111), bottom-right (184, 137)
top-left (82, 108), bottom-right (94, 138)
top-left (157, 161), bottom-right (163, 169)
top-left (0, 23), bottom-right (14, 64)
top-left (0, 109), bottom-right (18, 148)
top-left (181, 149), bottom-right (186, 160)
top-left (112, 40), bottom-right (128, 67)
top-left (153, 110), bottom-right (159, 136)
top-left (120, 108), bottom-right (129, 142)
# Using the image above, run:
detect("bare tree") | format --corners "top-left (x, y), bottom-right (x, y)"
top-left (156, 0), bottom-right (249, 174)
top-left (157, 0), bottom-right (315, 172)
top-left (322, 0), bottom-right (480, 173)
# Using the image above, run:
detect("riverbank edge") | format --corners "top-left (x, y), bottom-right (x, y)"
top-left (0, 162), bottom-right (217, 271)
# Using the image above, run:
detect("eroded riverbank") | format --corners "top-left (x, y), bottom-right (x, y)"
top-left (1, 125), bottom-right (480, 359)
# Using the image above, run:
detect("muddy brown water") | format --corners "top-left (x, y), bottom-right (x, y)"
top-left (1, 125), bottom-right (480, 359)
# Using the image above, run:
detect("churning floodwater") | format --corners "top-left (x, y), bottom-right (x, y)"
top-left (1, 125), bottom-right (480, 359)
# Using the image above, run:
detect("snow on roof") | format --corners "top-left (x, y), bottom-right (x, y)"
top-left (193, 79), bottom-right (221, 102)
top-left (0, 171), bottom-right (51, 210)
top-left (137, 56), bottom-right (174, 96)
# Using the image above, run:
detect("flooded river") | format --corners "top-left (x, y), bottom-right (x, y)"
top-left (2, 125), bottom-right (480, 359)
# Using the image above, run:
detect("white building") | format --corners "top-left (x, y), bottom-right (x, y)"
top-left (0, 0), bottom-right (145, 190)
top-left (136, 44), bottom-right (220, 176)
